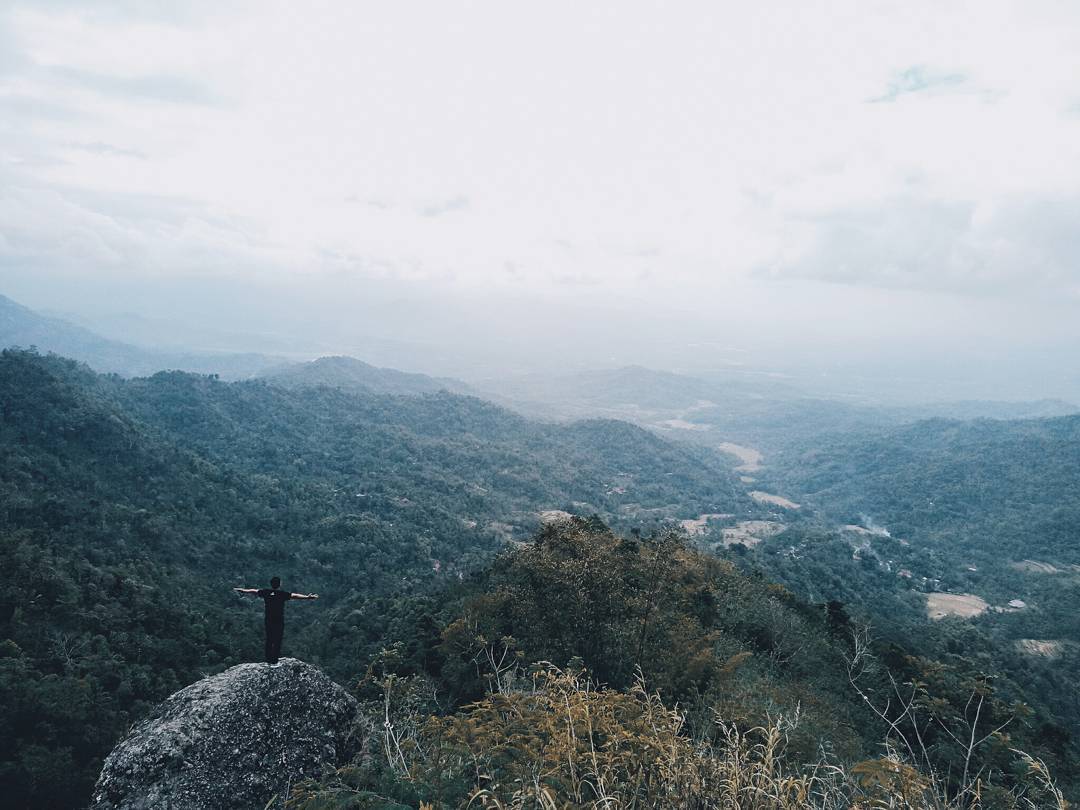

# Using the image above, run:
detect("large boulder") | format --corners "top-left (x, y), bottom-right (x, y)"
top-left (92, 658), bottom-right (360, 810)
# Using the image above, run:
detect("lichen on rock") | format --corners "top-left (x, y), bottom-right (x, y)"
top-left (92, 658), bottom-right (359, 810)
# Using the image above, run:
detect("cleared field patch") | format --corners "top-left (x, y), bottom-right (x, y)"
top-left (842, 524), bottom-right (874, 535)
top-left (1015, 639), bottom-right (1063, 658)
top-left (925, 592), bottom-right (989, 620)
top-left (717, 442), bottom-right (763, 472)
top-left (841, 524), bottom-right (890, 537)
top-left (539, 510), bottom-right (574, 524)
top-left (749, 491), bottom-right (801, 510)
top-left (1010, 559), bottom-right (1060, 574)
top-left (680, 513), bottom-right (734, 537)
top-left (721, 520), bottom-right (786, 547)
top-left (659, 419), bottom-right (710, 431)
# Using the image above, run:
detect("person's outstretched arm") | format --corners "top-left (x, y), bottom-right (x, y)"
top-left (233, 587), bottom-right (259, 595)
top-left (291, 592), bottom-right (319, 600)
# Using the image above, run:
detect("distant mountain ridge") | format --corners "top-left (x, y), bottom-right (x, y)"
top-left (479, 365), bottom-right (742, 418)
top-left (886, 398), bottom-right (1079, 421)
top-left (5, 291), bottom-right (1074, 439)
top-left (480, 363), bottom-right (1079, 453)
top-left (0, 293), bottom-right (283, 379)
top-left (2, 294), bottom-right (485, 398)
top-left (260, 354), bottom-right (476, 397)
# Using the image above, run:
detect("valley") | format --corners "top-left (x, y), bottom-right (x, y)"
top-left (7, 4), bottom-right (1080, 803)
top-left (3, 301), bottom-right (1080, 806)
top-left (716, 441), bottom-right (763, 471)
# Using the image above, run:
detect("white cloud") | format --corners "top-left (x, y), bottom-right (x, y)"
top-left (2, 0), bottom-right (1080, 348)
top-left (766, 194), bottom-right (1080, 295)
top-left (868, 66), bottom-right (971, 104)
top-left (0, 172), bottom-right (295, 277)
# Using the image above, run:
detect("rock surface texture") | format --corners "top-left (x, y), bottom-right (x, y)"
top-left (92, 658), bottom-right (359, 810)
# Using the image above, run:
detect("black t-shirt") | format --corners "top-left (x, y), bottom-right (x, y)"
top-left (257, 588), bottom-right (292, 623)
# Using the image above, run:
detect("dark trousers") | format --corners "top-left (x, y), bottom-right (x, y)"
top-left (265, 619), bottom-right (284, 663)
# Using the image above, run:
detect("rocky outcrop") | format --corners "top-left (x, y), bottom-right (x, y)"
top-left (92, 658), bottom-right (359, 810)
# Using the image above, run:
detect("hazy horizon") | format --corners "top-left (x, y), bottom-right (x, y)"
top-left (3, 1), bottom-right (1080, 403)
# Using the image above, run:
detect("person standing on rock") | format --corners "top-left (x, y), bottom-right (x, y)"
top-left (234, 577), bottom-right (319, 664)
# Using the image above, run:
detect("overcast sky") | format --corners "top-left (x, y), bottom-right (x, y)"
top-left (2, 1), bottom-right (1079, 398)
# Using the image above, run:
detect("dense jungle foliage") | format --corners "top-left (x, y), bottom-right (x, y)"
top-left (0, 349), bottom-right (747, 808)
top-left (766, 415), bottom-right (1080, 565)
top-left (291, 520), bottom-right (1075, 809)
top-left (1, 349), bottom-right (1077, 807)
top-left (717, 416), bottom-right (1080, 795)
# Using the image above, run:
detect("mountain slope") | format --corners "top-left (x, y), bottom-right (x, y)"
top-left (735, 414), bottom-right (1080, 771)
top-left (478, 364), bottom-right (1078, 455)
top-left (260, 354), bottom-right (475, 397)
top-left (293, 519), bottom-right (1078, 808)
top-left (773, 415), bottom-right (1080, 561)
top-left (0, 293), bottom-right (282, 379)
top-left (0, 348), bottom-right (748, 808)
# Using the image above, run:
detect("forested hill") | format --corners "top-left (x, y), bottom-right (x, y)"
top-left (772, 414), bottom-right (1080, 564)
top-left (0, 293), bottom-right (282, 380)
top-left (297, 519), bottom-right (1077, 808)
top-left (5, 349), bottom-right (1078, 807)
top-left (739, 414), bottom-right (1080, 774)
top-left (260, 354), bottom-right (476, 397)
top-left (0, 349), bottom-right (748, 808)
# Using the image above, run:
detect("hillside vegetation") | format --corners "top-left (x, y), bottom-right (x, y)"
top-left (292, 520), bottom-right (1074, 809)
top-left (0, 293), bottom-right (282, 379)
top-left (476, 364), bottom-right (1076, 454)
top-left (0, 349), bottom-right (744, 808)
top-left (260, 355), bottom-right (476, 397)
top-left (1, 349), bottom-right (1076, 807)
top-left (731, 416), bottom-right (1080, 786)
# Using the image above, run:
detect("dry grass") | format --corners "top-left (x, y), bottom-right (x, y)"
top-left (538, 510), bottom-right (574, 525)
top-left (721, 520), bottom-right (787, 547)
top-left (1011, 560), bottom-right (1061, 575)
top-left (658, 418), bottom-right (711, 431)
top-left (925, 592), bottom-right (989, 620)
top-left (290, 665), bottom-right (1070, 810)
top-left (749, 491), bottom-right (801, 510)
top-left (1015, 639), bottom-right (1064, 658)
top-left (717, 442), bottom-right (764, 472)
top-left (679, 513), bottom-right (735, 536)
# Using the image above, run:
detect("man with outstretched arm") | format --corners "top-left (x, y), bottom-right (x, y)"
top-left (234, 576), bottom-right (319, 664)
